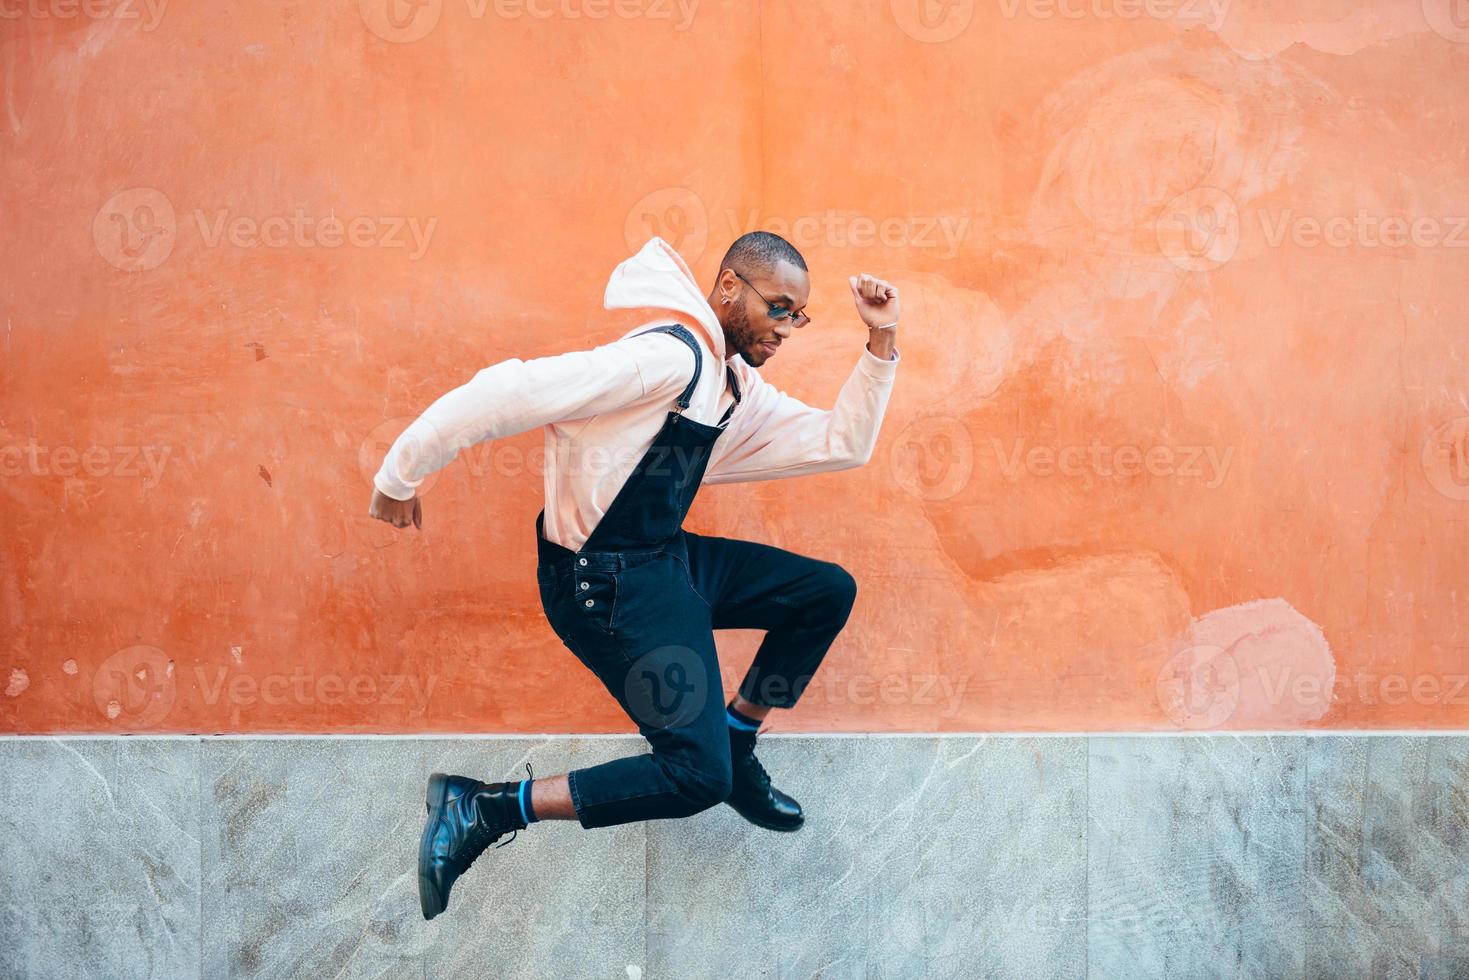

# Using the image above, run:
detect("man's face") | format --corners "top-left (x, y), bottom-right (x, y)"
top-left (718, 260), bottom-right (811, 367)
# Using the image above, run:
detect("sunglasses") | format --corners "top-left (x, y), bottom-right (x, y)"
top-left (733, 271), bottom-right (811, 328)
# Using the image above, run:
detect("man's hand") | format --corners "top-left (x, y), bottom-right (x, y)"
top-left (369, 487), bottom-right (422, 529)
top-left (848, 273), bottom-right (900, 330)
top-left (850, 273), bottom-right (899, 360)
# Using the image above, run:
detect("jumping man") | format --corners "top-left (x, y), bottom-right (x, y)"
top-left (367, 232), bottom-right (902, 920)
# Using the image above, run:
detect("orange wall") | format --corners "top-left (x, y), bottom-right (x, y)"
top-left (2, 0), bottom-right (1467, 734)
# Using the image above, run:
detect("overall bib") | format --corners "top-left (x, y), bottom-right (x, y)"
top-left (534, 323), bottom-right (744, 828)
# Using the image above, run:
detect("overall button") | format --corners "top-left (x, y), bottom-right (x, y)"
top-left (580, 581), bottom-right (589, 589)
top-left (584, 599), bottom-right (594, 607)
top-left (578, 558), bottom-right (588, 565)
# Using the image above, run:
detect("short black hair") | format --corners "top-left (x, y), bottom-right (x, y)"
top-left (718, 231), bottom-right (807, 279)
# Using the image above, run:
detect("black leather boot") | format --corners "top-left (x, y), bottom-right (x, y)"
top-left (418, 763), bottom-right (531, 920)
top-left (726, 726), bottom-right (804, 832)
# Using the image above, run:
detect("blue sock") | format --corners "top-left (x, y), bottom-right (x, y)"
top-left (726, 701), bottom-right (762, 732)
top-left (509, 762), bottom-right (538, 824)
top-left (512, 777), bottom-right (538, 824)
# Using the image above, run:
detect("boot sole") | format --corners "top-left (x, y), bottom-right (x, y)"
top-left (418, 772), bottom-right (451, 920)
top-left (727, 801), bottom-right (804, 832)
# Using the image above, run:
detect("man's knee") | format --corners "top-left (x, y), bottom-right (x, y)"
top-left (815, 562), bottom-right (858, 620)
top-left (657, 750), bottom-right (733, 815)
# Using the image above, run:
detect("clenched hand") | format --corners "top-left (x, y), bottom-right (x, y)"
top-left (369, 488), bottom-right (422, 529)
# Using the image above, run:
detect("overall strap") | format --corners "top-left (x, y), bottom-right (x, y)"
top-left (718, 365), bottom-right (741, 426)
top-left (632, 323), bottom-right (703, 413)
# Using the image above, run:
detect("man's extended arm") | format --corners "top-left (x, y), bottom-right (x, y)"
top-left (703, 342), bottom-right (900, 485)
top-left (373, 332), bottom-right (693, 500)
top-left (705, 272), bottom-right (902, 485)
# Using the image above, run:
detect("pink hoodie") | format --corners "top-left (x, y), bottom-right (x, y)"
top-left (373, 236), bottom-right (901, 551)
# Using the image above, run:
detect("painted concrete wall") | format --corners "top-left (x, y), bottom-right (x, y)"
top-left (1, 2), bottom-right (1466, 734)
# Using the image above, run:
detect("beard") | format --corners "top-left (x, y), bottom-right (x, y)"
top-left (725, 301), bottom-right (763, 366)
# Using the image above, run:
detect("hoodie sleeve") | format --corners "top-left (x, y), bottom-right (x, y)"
top-left (372, 331), bottom-right (695, 500)
top-left (703, 345), bottom-right (900, 485)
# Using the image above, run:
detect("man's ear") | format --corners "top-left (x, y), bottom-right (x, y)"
top-left (715, 268), bottom-right (738, 304)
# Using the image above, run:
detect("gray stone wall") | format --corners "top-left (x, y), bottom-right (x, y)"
top-left (3, 734), bottom-right (1467, 979)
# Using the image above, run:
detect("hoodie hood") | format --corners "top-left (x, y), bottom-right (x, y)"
top-left (603, 236), bottom-right (727, 361)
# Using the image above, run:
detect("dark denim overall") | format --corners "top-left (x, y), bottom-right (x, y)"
top-left (534, 322), bottom-right (862, 830)
top-left (534, 323), bottom-right (744, 828)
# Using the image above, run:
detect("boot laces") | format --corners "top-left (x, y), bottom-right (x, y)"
top-left (735, 737), bottom-right (771, 789)
top-left (460, 762), bottom-right (532, 865)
